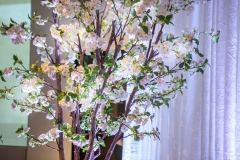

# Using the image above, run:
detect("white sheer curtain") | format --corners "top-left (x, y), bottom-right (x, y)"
top-left (122, 0), bottom-right (240, 159)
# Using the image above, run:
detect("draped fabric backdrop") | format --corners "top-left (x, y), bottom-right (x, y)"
top-left (122, 1), bottom-right (240, 160)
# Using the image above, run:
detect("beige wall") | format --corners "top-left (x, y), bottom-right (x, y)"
top-left (27, 1), bottom-right (72, 160)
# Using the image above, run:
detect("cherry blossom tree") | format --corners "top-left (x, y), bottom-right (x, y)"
top-left (0, 0), bottom-right (219, 160)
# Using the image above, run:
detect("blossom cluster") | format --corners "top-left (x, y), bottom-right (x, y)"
top-left (0, 20), bottom-right (31, 44)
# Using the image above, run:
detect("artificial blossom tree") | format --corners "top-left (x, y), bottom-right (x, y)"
top-left (0, 0), bottom-right (219, 160)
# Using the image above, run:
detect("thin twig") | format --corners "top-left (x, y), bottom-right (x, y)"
top-left (29, 135), bottom-right (59, 152)
top-left (45, 48), bottom-right (55, 64)
top-left (155, 24), bottom-right (164, 44)
top-left (94, 147), bottom-right (101, 159)
top-left (44, 82), bottom-right (57, 94)
top-left (146, 24), bottom-right (156, 59)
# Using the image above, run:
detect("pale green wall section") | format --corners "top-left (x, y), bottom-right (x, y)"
top-left (0, 1), bottom-right (30, 146)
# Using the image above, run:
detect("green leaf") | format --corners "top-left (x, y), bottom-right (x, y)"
top-left (74, 135), bottom-right (80, 141)
top-left (157, 14), bottom-right (173, 25)
top-left (144, 112), bottom-right (151, 116)
top-left (144, 66), bottom-right (152, 72)
top-left (143, 15), bottom-right (148, 23)
top-left (179, 63), bottom-right (184, 68)
top-left (165, 17), bottom-right (173, 25)
top-left (212, 35), bottom-right (219, 43)
top-left (163, 98), bottom-right (171, 107)
top-left (15, 125), bottom-right (24, 134)
top-left (98, 137), bottom-right (106, 147)
top-left (106, 107), bottom-right (113, 113)
top-left (197, 68), bottom-right (204, 74)
top-left (69, 93), bottom-right (77, 99)
top-left (134, 125), bottom-right (140, 130)
top-left (0, 134), bottom-right (3, 143)
top-left (157, 15), bottom-right (165, 21)
top-left (132, 10), bottom-right (137, 17)
top-left (13, 99), bottom-right (17, 104)
top-left (140, 44), bottom-right (147, 50)
top-left (1, 77), bottom-right (6, 82)
top-left (82, 146), bottom-right (88, 152)
top-left (18, 60), bottom-right (23, 65)
top-left (148, 15), bottom-right (152, 20)
top-left (154, 72), bottom-right (159, 76)
top-left (185, 53), bottom-right (192, 60)
top-left (117, 78), bottom-right (128, 87)
top-left (91, 96), bottom-right (97, 103)
top-left (168, 70), bottom-right (175, 74)
top-left (141, 26), bottom-right (148, 34)
top-left (192, 38), bottom-right (199, 45)
top-left (132, 0), bottom-right (140, 4)
top-left (166, 14), bottom-right (173, 20)
top-left (42, 34), bottom-right (48, 37)
top-left (65, 96), bottom-right (70, 102)
top-left (139, 85), bottom-right (145, 90)
top-left (184, 63), bottom-right (190, 70)
top-left (10, 18), bottom-right (17, 24)
top-left (100, 142), bottom-right (106, 147)
top-left (194, 48), bottom-right (199, 53)
top-left (80, 135), bottom-right (86, 141)
top-left (146, 9), bottom-right (150, 14)
top-left (133, 134), bottom-right (140, 141)
top-left (165, 65), bottom-right (169, 71)
top-left (20, 108), bottom-right (25, 112)
top-left (28, 14), bottom-right (32, 20)
top-left (153, 101), bottom-right (163, 107)
top-left (55, 118), bottom-right (62, 125)
top-left (13, 55), bottom-right (19, 62)
top-left (137, 76), bottom-right (145, 81)
top-left (133, 86), bottom-right (138, 91)
top-left (197, 52), bottom-right (204, 57)
top-left (150, 114), bottom-right (155, 122)
top-left (56, 89), bottom-right (62, 94)
top-left (211, 30), bottom-right (220, 43)
top-left (57, 95), bottom-right (64, 101)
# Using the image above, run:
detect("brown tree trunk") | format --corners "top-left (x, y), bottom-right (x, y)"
top-left (53, 10), bottom-right (65, 160)
top-left (55, 41), bottom-right (65, 160)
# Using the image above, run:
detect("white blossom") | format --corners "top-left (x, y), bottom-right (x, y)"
top-left (33, 36), bottom-right (46, 48)
top-left (3, 68), bottom-right (13, 77)
top-left (22, 77), bottom-right (43, 93)
top-left (45, 128), bottom-right (61, 141)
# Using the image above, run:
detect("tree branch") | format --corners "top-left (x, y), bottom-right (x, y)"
top-left (53, 9), bottom-right (65, 160)
top-left (45, 48), bottom-right (55, 64)
top-left (104, 88), bottom-right (137, 160)
top-left (146, 23), bottom-right (156, 59)
top-left (29, 135), bottom-right (59, 152)
top-left (94, 146), bottom-right (101, 159)
top-left (84, 67), bottom-right (113, 160)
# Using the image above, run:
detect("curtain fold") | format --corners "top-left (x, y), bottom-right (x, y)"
top-left (122, 1), bottom-right (240, 159)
